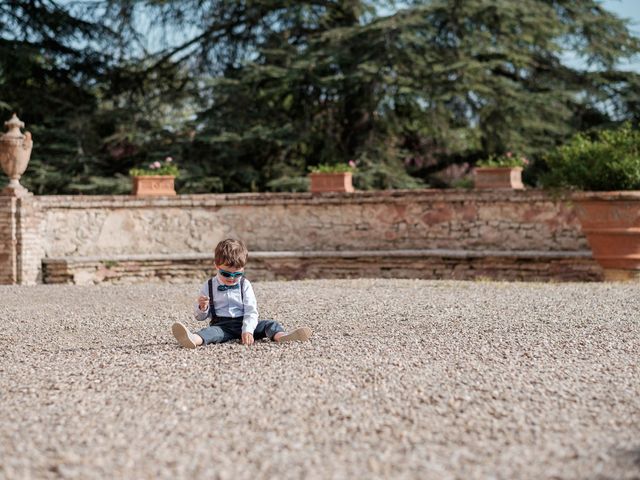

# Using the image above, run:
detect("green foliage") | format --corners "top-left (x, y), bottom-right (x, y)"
top-left (266, 176), bottom-right (310, 192)
top-left (477, 153), bottom-right (530, 168)
top-left (451, 177), bottom-right (475, 190)
top-left (2, 0), bottom-right (640, 193)
top-left (309, 163), bottom-right (354, 174)
top-left (190, 0), bottom-right (640, 191)
top-left (542, 123), bottom-right (640, 191)
top-left (129, 158), bottom-right (180, 177)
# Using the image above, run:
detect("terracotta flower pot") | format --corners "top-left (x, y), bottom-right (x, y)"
top-left (475, 167), bottom-right (524, 190)
top-left (132, 175), bottom-right (177, 196)
top-left (572, 191), bottom-right (640, 281)
top-left (309, 172), bottom-right (354, 193)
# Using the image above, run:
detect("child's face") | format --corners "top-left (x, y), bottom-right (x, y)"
top-left (216, 264), bottom-right (245, 286)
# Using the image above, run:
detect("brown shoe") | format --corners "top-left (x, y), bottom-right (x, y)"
top-left (172, 322), bottom-right (198, 349)
top-left (278, 327), bottom-right (312, 343)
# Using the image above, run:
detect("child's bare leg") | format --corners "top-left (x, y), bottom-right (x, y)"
top-left (172, 322), bottom-right (203, 349)
top-left (274, 327), bottom-right (312, 343)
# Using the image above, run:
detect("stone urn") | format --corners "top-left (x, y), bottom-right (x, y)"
top-left (572, 191), bottom-right (640, 281)
top-left (474, 167), bottom-right (524, 190)
top-left (0, 114), bottom-right (33, 197)
top-left (309, 172), bottom-right (354, 193)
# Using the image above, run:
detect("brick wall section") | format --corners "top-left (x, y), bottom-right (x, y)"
top-left (36, 190), bottom-right (588, 257)
top-left (0, 197), bottom-right (42, 285)
top-left (16, 197), bottom-right (43, 284)
top-left (0, 197), bottom-right (17, 283)
top-left (42, 251), bottom-right (603, 284)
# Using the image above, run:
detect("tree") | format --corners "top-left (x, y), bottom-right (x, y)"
top-left (169, 0), bottom-right (640, 190)
top-left (0, 0), bottom-right (195, 193)
top-left (1, 0), bottom-right (639, 193)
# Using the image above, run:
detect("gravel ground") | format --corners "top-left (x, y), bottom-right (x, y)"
top-left (0, 279), bottom-right (639, 480)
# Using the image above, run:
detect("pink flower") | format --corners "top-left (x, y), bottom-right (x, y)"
top-left (165, 156), bottom-right (173, 163)
top-left (153, 161), bottom-right (162, 169)
top-left (348, 160), bottom-right (357, 168)
top-left (523, 157), bottom-right (530, 165)
top-left (149, 163), bottom-right (156, 170)
top-left (505, 151), bottom-right (512, 158)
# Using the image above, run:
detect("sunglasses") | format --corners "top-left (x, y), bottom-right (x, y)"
top-left (218, 269), bottom-right (245, 278)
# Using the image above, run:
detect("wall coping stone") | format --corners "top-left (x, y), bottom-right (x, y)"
top-left (36, 189), bottom-right (576, 209)
top-left (571, 191), bottom-right (640, 201)
top-left (42, 249), bottom-right (594, 264)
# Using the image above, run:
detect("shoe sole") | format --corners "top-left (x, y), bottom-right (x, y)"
top-left (279, 327), bottom-right (312, 343)
top-left (172, 322), bottom-right (197, 349)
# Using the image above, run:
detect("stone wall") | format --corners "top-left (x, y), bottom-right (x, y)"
top-left (0, 189), bottom-right (595, 284)
top-left (42, 250), bottom-right (602, 285)
top-left (38, 190), bottom-right (587, 255)
top-left (0, 197), bottom-right (16, 284)
top-left (0, 196), bottom-right (42, 284)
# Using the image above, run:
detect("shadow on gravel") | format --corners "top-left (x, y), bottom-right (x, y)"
top-left (593, 446), bottom-right (640, 480)
top-left (623, 447), bottom-right (640, 468)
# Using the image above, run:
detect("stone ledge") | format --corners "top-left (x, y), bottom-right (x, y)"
top-left (44, 249), bottom-right (594, 263)
top-left (36, 189), bottom-right (576, 209)
top-left (42, 249), bottom-right (602, 284)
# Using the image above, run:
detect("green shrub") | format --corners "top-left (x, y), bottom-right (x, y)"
top-left (266, 176), bottom-right (310, 192)
top-left (542, 124), bottom-right (640, 191)
top-left (308, 163), bottom-right (355, 174)
top-left (477, 152), bottom-right (529, 168)
top-left (129, 157), bottom-right (179, 177)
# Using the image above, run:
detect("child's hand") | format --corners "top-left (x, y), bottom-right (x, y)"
top-left (198, 295), bottom-right (209, 311)
top-left (241, 332), bottom-right (254, 346)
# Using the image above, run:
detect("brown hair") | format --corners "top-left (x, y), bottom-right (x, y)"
top-left (214, 238), bottom-right (248, 268)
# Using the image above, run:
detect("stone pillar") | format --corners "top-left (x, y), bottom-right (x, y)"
top-left (0, 196), bottom-right (42, 284)
top-left (0, 197), bottom-right (17, 283)
top-left (16, 196), bottom-right (42, 284)
top-left (0, 113), bottom-right (41, 284)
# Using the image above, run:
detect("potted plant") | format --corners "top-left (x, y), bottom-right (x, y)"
top-left (129, 156), bottom-right (179, 196)
top-left (543, 123), bottom-right (640, 280)
top-left (474, 152), bottom-right (529, 189)
top-left (309, 161), bottom-right (356, 193)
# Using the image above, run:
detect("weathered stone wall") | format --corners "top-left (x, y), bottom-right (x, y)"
top-left (42, 250), bottom-right (602, 285)
top-left (37, 190), bottom-right (587, 257)
top-left (16, 197), bottom-right (43, 284)
top-left (0, 197), bottom-right (16, 284)
top-left (1, 189), bottom-right (593, 284)
top-left (0, 197), bottom-right (42, 284)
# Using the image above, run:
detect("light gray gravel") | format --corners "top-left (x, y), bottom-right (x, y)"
top-left (0, 279), bottom-right (639, 480)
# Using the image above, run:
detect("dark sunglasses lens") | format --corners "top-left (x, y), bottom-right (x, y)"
top-left (220, 270), bottom-right (243, 278)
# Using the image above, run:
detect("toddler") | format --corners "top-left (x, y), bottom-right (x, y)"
top-left (172, 238), bottom-right (312, 348)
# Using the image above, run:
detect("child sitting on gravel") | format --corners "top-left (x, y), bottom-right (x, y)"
top-left (171, 238), bottom-right (312, 348)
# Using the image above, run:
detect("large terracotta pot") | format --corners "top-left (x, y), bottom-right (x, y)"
top-left (572, 191), bottom-right (640, 281)
top-left (475, 167), bottom-right (524, 190)
top-left (309, 172), bottom-right (354, 193)
top-left (132, 175), bottom-right (176, 196)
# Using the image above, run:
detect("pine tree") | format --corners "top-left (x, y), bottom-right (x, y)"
top-left (1, 0), bottom-right (639, 193)
top-left (182, 0), bottom-right (640, 190)
top-left (0, 0), bottom-right (195, 193)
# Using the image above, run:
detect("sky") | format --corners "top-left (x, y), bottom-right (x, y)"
top-left (58, 0), bottom-right (640, 71)
top-left (600, 0), bottom-right (640, 70)
top-left (603, 0), bottom-right (640, 30)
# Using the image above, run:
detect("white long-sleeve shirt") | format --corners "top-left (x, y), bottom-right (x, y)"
top-left (193, 276), bottom-right (259, 334)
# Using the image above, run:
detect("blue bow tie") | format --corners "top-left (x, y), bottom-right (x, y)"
top-left (218, 284), bottom-right (240, 291)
